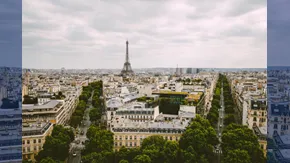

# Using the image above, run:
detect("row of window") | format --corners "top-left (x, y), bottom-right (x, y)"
top-left (0, 140), bottom-right (21, 147)
top-left (252, 117), bottom-right (266, 122)
top-left (273, 124), bottom-right (289, 130)
top-left (115, 142), bottom-right (138, 147)
top-left (116, 111), bottom-right (154, 115)
top-left (252, 111), bottom-right (266, 116)
top-left (123, 115), bottom-right (154, 119)
top-left (112, 128), bottom-right (184, 134)
top-left (22, 139), bottom-right (42, 145)
top-left (114, 135), bottom-right (180, 141)
top-left (0, 154), bottom-right (22, 161)
top-left (23, 145), bottom-right (42, 153)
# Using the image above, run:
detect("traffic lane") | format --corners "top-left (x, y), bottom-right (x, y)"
top-left (68, 149), bottom-right (80, 163)
top-left (70, 151), bottom-right (81, 163)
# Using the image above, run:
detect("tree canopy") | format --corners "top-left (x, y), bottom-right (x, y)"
top-left (36, 125), bottom-right (74, 162)
top-left (222, 123), bottom-right (266, 163)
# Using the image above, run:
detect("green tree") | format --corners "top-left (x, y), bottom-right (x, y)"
top-left (119, 160), bottom-right (129, 163)
top-left (179, 115), bottom-right (218, 163)
top-left (224, 114), bottom-right (236, 126)
top-left (82, 151), bottom-right (114, 163)
top-left (35, 125), bottom-right (74, 162)
top-left (89, 108), bottom-right (102, 123)
top-left (133, 154), bottom-right (151, 163)
top-left (70, 116), bottom-right (82, 128)
top-left (141, 135), bottom-right (166, 163)
top-left (222, 124), bottom-right (266, 163)
top-left (223, 149), bottom-right (251, 163)
top-left (162, 141), bottom-right (180, 163)
top-left (83, 125), bottom-right (114, 155)
top-left (40, 157), bottom-right (57, 163)
top-left (116, 146), bottom-right (141, 163)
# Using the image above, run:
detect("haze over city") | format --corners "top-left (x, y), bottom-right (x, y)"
top-left (22, 0), bottom-right (266, 69)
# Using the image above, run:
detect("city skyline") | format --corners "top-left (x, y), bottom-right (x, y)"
top-left (23, 0), bottom-right (266, 69)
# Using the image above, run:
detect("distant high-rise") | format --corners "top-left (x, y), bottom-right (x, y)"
top-left (186, 68), bottom-right (192, 74)
top-left (121, 40), bottom-right (134, 76)
top-left (61, 67), bottom-right (65, 74)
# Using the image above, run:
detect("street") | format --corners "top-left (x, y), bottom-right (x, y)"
top-left (216, 81), bottom-right (225, 162)
top-left (67, 91), bottom-right (94, 163)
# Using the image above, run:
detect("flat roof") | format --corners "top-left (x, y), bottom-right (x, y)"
top-left (112, 117), bottom-right (190, 130)
top-left (22, 100), bottom-right (61, 110)
top-left (152, 91), bottom-right (188, 95)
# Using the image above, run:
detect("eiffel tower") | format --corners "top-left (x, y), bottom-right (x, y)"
top-left (121, 40), bottom-right (134, 76)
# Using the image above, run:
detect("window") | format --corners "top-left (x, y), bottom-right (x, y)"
top-left (27, 140), bottom-right (30, 144)
top-left (253, 117), bottom-right (257, 122)
top-left (38, 139), bottom-right (41, 143)
top-left (34, 139), bottom-right (36, 144)
top-left (22, 140), bottom-right (25, 145)
top-left (274, 124), bottom-right (278, 129)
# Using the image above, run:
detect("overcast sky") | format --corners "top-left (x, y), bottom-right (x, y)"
top-left (23, 0), bottom-right (266, 69)
top-left (0, 0), bottom-right (21, 68)
top-left (268, 0), bottom-right (290, 67)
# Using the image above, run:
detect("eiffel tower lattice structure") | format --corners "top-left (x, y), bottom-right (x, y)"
top-left (121, 40), bottom-right (134, 76)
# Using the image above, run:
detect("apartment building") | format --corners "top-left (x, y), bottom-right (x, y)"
top-left (22, 122), bottom-right (53, 161)
top-left (110, 104), bottom-right (195, 150)
top-left (115, 103), bottom-right (154, 122)
top-left (268, 102), bottom-right (290, 138)
top-left (111, 118), bottom-right (189, 150)
top-left (247, 98), bottom-right (267, 129)
top-left (22, 87), bottom-right (80, 125)
top-left (253, 126), bottom-right (267, 156)
top-left (0, 109), bottom-right (22, 163)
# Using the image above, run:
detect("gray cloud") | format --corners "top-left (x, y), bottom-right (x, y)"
top-left (23, 0), bottom-right (266, 69)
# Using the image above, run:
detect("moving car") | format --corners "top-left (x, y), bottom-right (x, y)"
top-left (219, 124), bottom-right (222, 127)
top-left (73, 153), bottom-right (77, 157)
